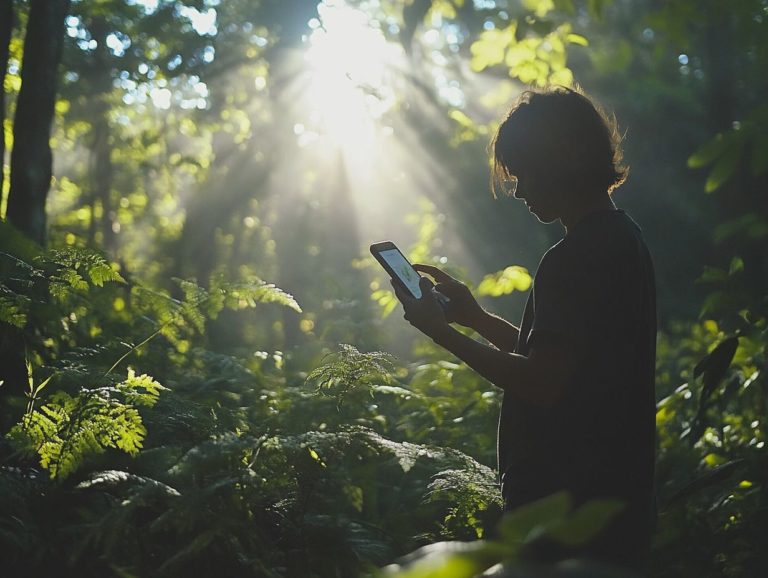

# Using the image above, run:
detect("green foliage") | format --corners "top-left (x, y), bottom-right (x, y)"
top-left (0, 289), bottom-right (30, 328)
top-left (45, 247), bottom-right (126, 300)
top-left (2, 0), bottom-right (768, 576)
top-left (469, 17), bottom-right (588, 86)
top-left (131, 276), bottom-right (301, 349)
top-left (306, 344), bottom-right (397, 403)
top-left (476, 266), bottom-right (532, 297)
top-left (118, 368), bottom-right (168, 408)
top-left (653, 303), bottom-right (767, 576)
top-left (7, 368), bottom-right (166, 480)
top-left (382, 492), bottom-right (625, 578)
top-left (426, 466), bottom-right (503, 538)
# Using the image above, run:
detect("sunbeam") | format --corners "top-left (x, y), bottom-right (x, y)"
top-left (302, 1), bottom-right (402, 160)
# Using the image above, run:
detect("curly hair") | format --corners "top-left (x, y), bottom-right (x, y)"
top-left (490, 86), bottom-right (628, 198)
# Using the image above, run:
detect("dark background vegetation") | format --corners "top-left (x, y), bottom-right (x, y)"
top-left (0, 0), bottom-right (766, 576)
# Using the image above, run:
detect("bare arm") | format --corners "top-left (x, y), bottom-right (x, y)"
top-left (394, 277), bottom-right (578, 407)
top-left (431, 324), bottom-right (575, 407)
top-left (472, 309), bottom-right (520, 353)
top-left (413, 263), bottom-right (520, 352)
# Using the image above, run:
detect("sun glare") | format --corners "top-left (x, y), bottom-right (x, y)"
top-left (302, 1), bottom-right (402, 152)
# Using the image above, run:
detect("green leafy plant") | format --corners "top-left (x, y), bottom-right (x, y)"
top-left (7, 369), bottom-right (166, 479)
top-left (381, 492), bottom-right (625, 578)
top-left (306, 344), bottom-right (397, 405)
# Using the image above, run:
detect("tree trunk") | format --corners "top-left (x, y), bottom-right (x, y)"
top-left (0, 0), bottom-right (13, 201)
top-left (5, 0), bottom-right (71, 246)
top-left (88, 15), bottom-right (117, 255)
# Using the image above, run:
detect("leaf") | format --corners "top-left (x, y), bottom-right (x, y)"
top-left (371, 384), bottom-right (423, 398)
top-left (664, 460), bottom-right (745, 507)
top-left (566, 33), bottom-right (588, 46)
top-left (728, 256), bottom-right (744, 275)
top-left (33, 375), bottom-right (53, 397)
top-left (498, 491), bottom-right (571, 544)
top-left (469, 25), bottom-right (516, 72)
top-left (211, 276), bottom-right (302, 314)
top-left (688, 134), bottom-right (727, 168)
top-left (383, 540), bottom-right (493, 578)
top-left (698, 266), bottom-right (727, 283)
top-left (548, 498), bottom-right (625, 546)
top-left (687, 336), bottom-right (740, 445)
top-left (547, 66), bottom-right (573, 87)
top-left (704, 142), bottom-right (742, 193)
top-left (713, 213), bottom-right (768, 244)
top-left (117, 369), bottom-right (168, 407)
top-left (522, 0), bottom-right (555, 18)
top-left (693, 336), bottom-right (739, 383)
top-left (477, 266), bottom-right (532, 297)
top-left (87, 261), bottom-right (125, 286)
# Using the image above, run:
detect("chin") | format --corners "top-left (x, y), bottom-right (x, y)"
top-left (531, 209), bottom-right (558, 224)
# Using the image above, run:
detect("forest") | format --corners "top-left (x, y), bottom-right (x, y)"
top-left (0, 0), bottom-right (765, 576)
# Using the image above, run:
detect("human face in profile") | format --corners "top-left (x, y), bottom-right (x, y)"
top-left (511, 173), bottom-right (563, 224)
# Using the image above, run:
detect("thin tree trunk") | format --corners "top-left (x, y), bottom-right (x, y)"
top-left (88, 15), bottom-right (117, 255)
top-left (0, 0), bottom-right (13, 201)
top-left (5, 0), bottom-right (71, 246)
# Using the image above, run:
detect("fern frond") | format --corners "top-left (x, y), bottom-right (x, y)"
top-left (76, 469), bottom-right (181, 497)
top-left (43, 248), bottom-right (125, 302)
top-left (174, 278), bottom-right (209, 333)
top-left (210, 276), bottom-right (302, 314)
top-left (305, 344), bottom-right (397, 402)
top-left (117, 369), bottom-right (168, 407)
top-left (427, 467), bottom-right (501, 505)
top-left (6, 371), bottom-right (166, 479)
top-left (0, 287), bottom-right (30, 328)
top-left (45, 248), bottom-right (125, 286)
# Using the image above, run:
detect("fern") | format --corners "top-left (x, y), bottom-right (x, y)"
top-left (275, 426), bottom-right (489, 477)
top-left (305, 344), bottom-right (397, 403)
top-left (129, 277), bottom-right (301, 351)
top-left (0, 251), bottom-right (44, 328)
top-left (427, 467), bottom-right (503, 538)
top-left (117, 368), bottom-right (168, 407)
top-left (209, 276), bottom-right (302, 314)
top-left (44, 248), bottom-right (125, 301)
top-left (0, 287), bottom-right (30, 328)
top-left (6, 369), bottom-right (167, 480)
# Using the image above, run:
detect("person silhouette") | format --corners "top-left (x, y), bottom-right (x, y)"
top-left (391, 86), bottom-right (656, 572)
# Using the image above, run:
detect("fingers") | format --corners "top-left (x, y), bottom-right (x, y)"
top-left (434, 281), bottom-right (460, 298)
top-left (389, 279), bottom-right (411, 303)
top-left (413, 263), bottom-right (457, 284)
top-left (390, 279), bottom-right (414, 323)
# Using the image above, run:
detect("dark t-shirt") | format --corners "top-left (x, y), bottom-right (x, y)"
top-left (499, 209), bottom-right (656, 562)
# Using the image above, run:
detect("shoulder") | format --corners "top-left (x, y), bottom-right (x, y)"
top-left (536, 210), bottom-right (650, 289)
top-left (568, 210), bottom-right (649, 264)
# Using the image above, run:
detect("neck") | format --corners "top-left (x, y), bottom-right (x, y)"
top-left (560, 193), bottom-right (616, 234)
